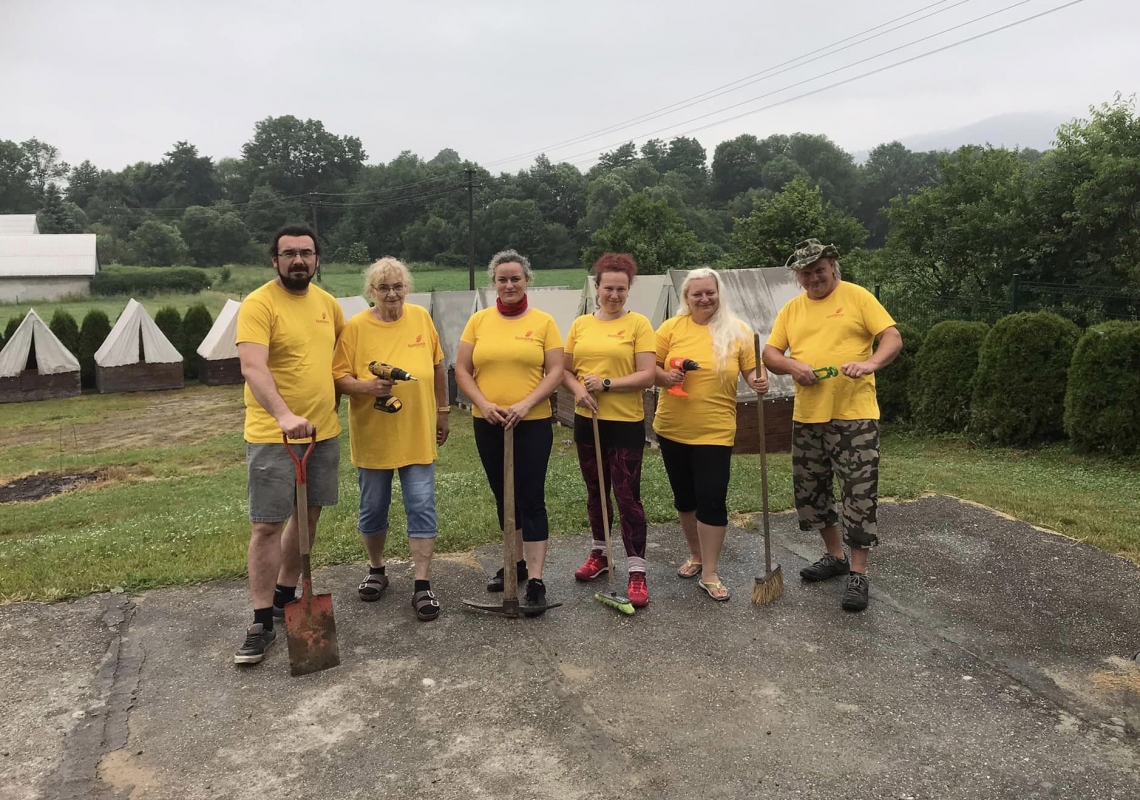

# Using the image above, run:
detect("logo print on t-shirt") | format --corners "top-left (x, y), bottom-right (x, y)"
top-left (408, 333), bottom-right (427, 348)
top-left (607, 328), bottom-right (626, 339)
top-left (416, 335), bottom-right (422, 342)
top-left (316, 311), bottom-right (330, 324)
top-left (827, 307), bottom-right (844, 319)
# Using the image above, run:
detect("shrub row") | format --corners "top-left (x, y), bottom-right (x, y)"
top-left (92, 266), bottom-right (211, 296)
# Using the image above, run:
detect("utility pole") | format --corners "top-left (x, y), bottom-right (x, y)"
top-left (465, 168), bottom-right (475, 291)
top-left (309, 194), bottom-right (321, 283)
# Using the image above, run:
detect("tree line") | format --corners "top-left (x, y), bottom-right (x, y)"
top-left (2, 96), bottom-right (1137, 309)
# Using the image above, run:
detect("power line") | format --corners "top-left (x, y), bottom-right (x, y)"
top-left (567, 0), bottom-right (1087, 166)
top-left (485, 0), bottom-right (981, 167)
top-left (558, 0), bottom-right (1057, 166)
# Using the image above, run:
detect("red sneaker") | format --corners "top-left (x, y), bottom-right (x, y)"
top-left (574, 551), bottom-right (608, 582)
top-left (627, 573), bottom-right (649, 607)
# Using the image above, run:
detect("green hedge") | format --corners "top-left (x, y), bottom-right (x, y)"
top-left (154, 306), bottom-right (183, 357)
top-left (970, 312), bottom-right (1080, 446)
top-left (181, 303), bottom-right (214, 380)
top-left (92, 266), bottom-right (210, 296)
top-left (78, 310), bottom-right (111, 388)
top-left (1064, 321), bottom-right (1140, 454)
top-left (874, 322), bottom-right (921, 422)
top-left (3, 316), bottom-right (20, 345)
top-left (49, 309), bottom-right (80, 355)
top-left (909, 321), bottom-right (990, 433)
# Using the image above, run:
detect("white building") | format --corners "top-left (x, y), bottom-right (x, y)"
top-left (0, 215), bottom-right (99, 302)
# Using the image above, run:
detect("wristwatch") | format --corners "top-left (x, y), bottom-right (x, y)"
top-left (602, 378), bottom-right (611, 392)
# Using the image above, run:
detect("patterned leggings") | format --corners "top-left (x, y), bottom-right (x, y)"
top-left (575, 444), bottom-right (648, 573)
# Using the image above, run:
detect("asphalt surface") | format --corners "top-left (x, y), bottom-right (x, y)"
top-left (1, 495), bottom-right (1138, 799)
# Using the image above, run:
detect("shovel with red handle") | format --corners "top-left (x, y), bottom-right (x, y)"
top-left (282, 430), bottom-right (340, 676)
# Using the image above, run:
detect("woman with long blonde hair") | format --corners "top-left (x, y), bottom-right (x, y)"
top-left (654, 268), bottom-right (768, 601)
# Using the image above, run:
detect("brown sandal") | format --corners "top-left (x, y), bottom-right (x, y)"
top-left (412, 589), bottom-right (440, 621)
top-left (358, 572), bottom-right (389, 601)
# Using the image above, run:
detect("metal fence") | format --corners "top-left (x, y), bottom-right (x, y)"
top-left (876, 275), bottom-right (1140, 333)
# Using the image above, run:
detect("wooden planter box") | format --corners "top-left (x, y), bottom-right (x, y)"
top-left (200, 357), bottom-right (243, 386)
top-left (0, 370), bottom-right (81, 403)
top-left (96, 362), bottom-right (184, 394)
top-left (733, 396), bottom-right (795, 454)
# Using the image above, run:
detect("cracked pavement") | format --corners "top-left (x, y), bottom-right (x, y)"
top-left (1, 496), bottom-right (1138, 799)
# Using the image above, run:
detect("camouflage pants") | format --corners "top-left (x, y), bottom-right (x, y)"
top-left (791, 419), bottom-right (880, 549)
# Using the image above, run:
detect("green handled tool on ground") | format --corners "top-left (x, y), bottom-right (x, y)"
top-left (283, 430), bottom-right (341, 677)
top-left (592, 410), bottom-right (635, 616)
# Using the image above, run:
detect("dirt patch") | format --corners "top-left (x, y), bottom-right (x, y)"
top-left (0, 471), bottom-right (102, 503)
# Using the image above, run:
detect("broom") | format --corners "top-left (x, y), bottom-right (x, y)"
top-left (592, 410), bottom-right (635, 615)
top-left (751, 334), bottom-right (783, 606)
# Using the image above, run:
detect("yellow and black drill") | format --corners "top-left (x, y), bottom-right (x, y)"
top-left (367, 361), bottom-right (418, 413)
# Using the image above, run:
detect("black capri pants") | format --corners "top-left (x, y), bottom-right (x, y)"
top-left (656, 434), bottom-right (732, 527)
top-left (473, 417), bottom-right (553, 542)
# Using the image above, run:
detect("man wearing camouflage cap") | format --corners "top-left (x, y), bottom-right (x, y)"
top-left (762, 239), bottom-right (902, 612)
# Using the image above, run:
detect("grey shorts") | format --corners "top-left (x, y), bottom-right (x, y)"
top-left (246, 438), bottom-right (341, 523)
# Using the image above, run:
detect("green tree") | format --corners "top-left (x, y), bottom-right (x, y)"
top-left (595, 143), bottom-right (639, 172)
top-left (884, 146), bottom-right (1030, 299)
top-left (516, 155), bottom-right (587, 233)
top-left (909, 321), bottom-right (990, 433)
top-left (181, 304), bottom-right (214, 380)
top-left (1064, 321), bottom-right (1140, 454)
top-left (712, 134), bottom-right (768, 201)
top-left (582, 173), bottom-right (633, 235)
top-left (474, 199), bottom-right (550, 264)
top-left (154, 306), bottom-right (184, 356)
top-left (160, 142), bottom-right (221, 208)
top-left (3, 316), bottom-right (21, 345)
top-left (37, 183), bottom-right (87, 234)
top-left (78, 310), bottom-right (111, 388)
top-left (21, 138), bottom-right (69, 201)
top-left (0, 140), bottom-right (37, 212)
top-left (129, 220), bottom-right (189, 267)
top-left (66, 160), bottom-right (101, 208)
top-left (180, 206), bottom-right (252, 266)
top-left (727, 178), bottom-right (867, 268)
top-left (48, 309), bottom-right (81, 356)
top-left (583, 194), bottom-right (702, 274)
top-left (856, 142), bottom-right (940, 247)
top-left (241, 115), bottom-right (366, 198)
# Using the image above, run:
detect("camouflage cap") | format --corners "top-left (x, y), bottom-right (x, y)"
top-left (784, 238), bottom-right (840, 270)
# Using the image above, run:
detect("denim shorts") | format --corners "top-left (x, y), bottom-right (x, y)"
top-left (246, 438), bottom-right (340, 523)
top-left (357, 462), bottom-right (438, 539)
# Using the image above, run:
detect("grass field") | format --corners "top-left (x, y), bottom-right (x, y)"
top-left (0, 386), bottom-right (1137, 603)
top-left (0, 262), bottom-right (588, 330)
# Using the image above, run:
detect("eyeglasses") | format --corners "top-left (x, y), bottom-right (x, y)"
top-left (374, 284), bottom-right (406, 295)
top-left (277, 249), bottom-right (317, 260)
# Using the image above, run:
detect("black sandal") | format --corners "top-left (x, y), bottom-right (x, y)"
top-left (412, 589), bottom-right (440, 621)
top-left (358, 572), bottom-right (389, 601)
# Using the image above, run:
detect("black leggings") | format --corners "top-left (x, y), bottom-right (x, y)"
top-left (656, 434), bottom-right (732, 527)
top-left (473, 417), bottom-right (553, 542)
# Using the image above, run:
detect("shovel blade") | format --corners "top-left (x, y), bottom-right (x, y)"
top-left (284, 592), bottom-right (340, 677)
top-left (462, 597), bottom-right (521, 618)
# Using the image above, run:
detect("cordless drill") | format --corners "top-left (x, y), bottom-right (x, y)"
top-left (367, 361), bottom-right (418, 413)
top-left (667, 357), bottom-right (700, 398)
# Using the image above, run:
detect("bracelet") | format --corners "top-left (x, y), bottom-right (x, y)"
top-left (437, 406), bottom-right (451, 413)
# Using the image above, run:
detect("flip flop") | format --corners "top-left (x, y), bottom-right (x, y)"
top-left (698, 578), bottom-right (730, 601)
top-left (676, 558), bottom-right (702, 579)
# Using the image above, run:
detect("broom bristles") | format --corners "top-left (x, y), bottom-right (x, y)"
top-left (595, 591), bottom-right (635, 615)
top-left (751, 570), bottom-right (784, 605)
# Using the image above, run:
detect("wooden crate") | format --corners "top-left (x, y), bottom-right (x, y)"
top-left (96, 363), bottom-right (184, 394)
top-left (0, 370), bottom-right (81, 403)
top-left (200, 357), bottom-right (243, 386)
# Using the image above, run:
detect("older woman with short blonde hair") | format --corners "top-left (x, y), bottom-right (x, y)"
top-left (332, 257), bottom-right (449, 621)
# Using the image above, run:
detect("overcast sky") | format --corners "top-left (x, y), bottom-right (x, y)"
top-left (2, 0), bottom-right (1136, 172)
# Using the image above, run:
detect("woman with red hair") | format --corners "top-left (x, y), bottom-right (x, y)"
top-left (561, 253), bottom-right (657, 606)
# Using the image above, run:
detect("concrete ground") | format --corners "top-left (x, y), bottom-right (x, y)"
top-left (2, 495), bottom-right (1138, 800)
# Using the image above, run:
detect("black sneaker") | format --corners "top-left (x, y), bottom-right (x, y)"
top-left (233, 623), bottom-right (276, 664)
top-left (800, 553), bottom-right (850, 582)
top-left (841, 572), bottom-right (870, 612)
top-left (523, 578), bottom-right (547, 608)
top-left (486, 561), bottom-right (528, 592)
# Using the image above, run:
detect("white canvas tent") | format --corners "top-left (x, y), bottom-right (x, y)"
top-left (336, 295), bottom-right (370, 319)
top-left (196, 299), bottom-right (243, 385)
top-left (0, 215), bottom-right (39, 235)
top-left (0, 309), bottom-right (81, 402)
top-left (94, 298), bottom-right (184, 393)
top-left (430, 290), bottom-right (476, 405)
top-left (406, 292), bottom-right (432, 313)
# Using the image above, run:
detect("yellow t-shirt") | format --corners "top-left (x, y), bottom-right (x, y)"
top-left (332, 304), bottom-right (444, 470)
top-left (766, 281), bottom-right (897, 423)
top-left (460, 307), bottom-right (563, 421)
top-left (652, 315), bottom-right (756, 446)
top-left (565, 312), bottom-right (656, 423)
top-left (236, 281), bottom-right (345, 443)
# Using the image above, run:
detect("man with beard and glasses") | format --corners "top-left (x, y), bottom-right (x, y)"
top-left (233, 224), bottom-right (346, 665)
top-left (763, 239), bottom-right (901, 614)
